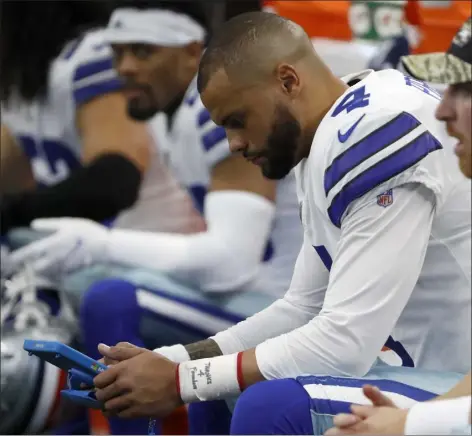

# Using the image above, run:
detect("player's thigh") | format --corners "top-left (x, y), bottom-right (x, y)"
top-left (118, 267), bottom-right (275, 348)
top-left (76, 265), bottom-right (276, 348)
top-left (298, 363), bottom-right (464, 435)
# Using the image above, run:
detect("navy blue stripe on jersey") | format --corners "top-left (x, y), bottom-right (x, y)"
top-left (73, 57), bottom-right (122, 105)
top-left (197, 107), bottom-right (228, 151)
top-left (202, 126), bottom-right (227, 151)
top-left (324, 112), bottom-right (421, 195)
top-left (73, 78), bottom-right (122, 106)
top-left (74, 57), bottom-right (114, 82)
top-left (328, 130), bottom-right (442, 228)
top-left (313, 245), bottom-right (332, 271)
top-left (198, 108), bottom-right (212, 126)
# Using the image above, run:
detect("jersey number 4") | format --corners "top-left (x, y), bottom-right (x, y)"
top-left (313, 245), bottom-right (414, 368)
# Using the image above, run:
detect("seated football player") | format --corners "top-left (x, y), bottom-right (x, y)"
top-left (79, 11), bottom-right (469, 435)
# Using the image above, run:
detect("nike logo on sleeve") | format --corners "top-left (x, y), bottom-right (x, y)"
top-left (337, 114), bottom-right (366, 143)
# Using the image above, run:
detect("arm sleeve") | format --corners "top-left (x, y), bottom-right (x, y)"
top-left (211, 238), bottom-right (329, 354)
top-left (1, 154), bottom-right (141, 235)
top-left (255, 182), bottom-right (435, 379)
top-left (405, 396), bottom-right (472, 435)
top-left (107, 190), bottom-right (277, 292)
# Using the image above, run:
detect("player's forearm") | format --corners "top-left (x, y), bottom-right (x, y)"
top-left (184, 339), bottom-right (223, 360)
top-left (156, 296), bottom-right (315, 363)
top-left (108, 190), bottom-right (274, 292)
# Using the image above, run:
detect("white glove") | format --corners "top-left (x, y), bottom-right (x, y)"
top-left (9, 218), bottom-right (110, 279)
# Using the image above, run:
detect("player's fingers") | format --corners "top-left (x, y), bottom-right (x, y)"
top-left (362, 385), bottom-right (397, 407)
top-left (332, 413), bottom-right (362, 428)
top-left (101, 355), bottom-right (118, 366)
top-left (324, 426), bottom-right (352, 435)
top-left (31, 218), bottom-right (80, 232)
top-left (350, 404), bottom-right (375, 419)
top-left (95, 378), bottom-right (128, 402)
top-left (98, 343), bottom-right (144, 362)
top-left (115, 342), bottom-right (138, 349)
top-left (102, 392), bottom-right (133, 414)
top-left (93, 365), bottom-right (119, 390)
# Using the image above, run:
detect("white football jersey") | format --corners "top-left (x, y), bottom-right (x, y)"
top-left (150, 78), bottom-right (303, 297)
top-left (296, 69), bottom-right (471, 373)
top-left (1, 29), bottom-right (202, 233)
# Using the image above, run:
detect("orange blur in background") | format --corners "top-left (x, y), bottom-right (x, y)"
top-left (264, 0), bottom-right (471, 53)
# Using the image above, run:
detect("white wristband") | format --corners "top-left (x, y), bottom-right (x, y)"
top-left (153, 344), bottom-right (190, 363)
top-left (177, 352), bottom-right (243, 403)
top-left (405, 396), bottom-right (471, 435)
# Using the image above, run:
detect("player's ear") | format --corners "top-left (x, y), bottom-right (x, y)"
top-left (276, 64), bottom-right (300, 98)
top-left (182, 42), bottom-right (204, 70)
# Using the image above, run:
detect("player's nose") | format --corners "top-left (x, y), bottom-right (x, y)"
top-left (228, 135), bottom-right (247, 154)
top-left (115, 51), bottom-right (139, 78)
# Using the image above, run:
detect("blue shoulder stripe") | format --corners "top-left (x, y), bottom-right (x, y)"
top-left (73, 78), bottom-right (122, 106)
top-left (73, 57), bottom-right (122, 105)
top-left (197, 107), bottom-right (227, 151)
top-left (198, 108), bottom-right (211, 127)
top-left (73, 57), bottom-right (114, 83)
top-left (202, 126), bottom-right (226, 151)
top-left (324, 112), bottom-right (420, 195)
top-left (328, 130), bottom-right (442, 228)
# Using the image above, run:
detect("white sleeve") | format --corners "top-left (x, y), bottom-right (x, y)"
top-left (107, 190), bottom-right (275, 292)
top-left (211, 238), bottom-right (329, 354)
top-left (405, 396), bottom-right (471, 435)
top-left (256, 183), bottom-right (435, 379)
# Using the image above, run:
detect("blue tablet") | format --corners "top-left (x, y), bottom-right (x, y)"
top-left (23, 340), bottom-right (107, 376)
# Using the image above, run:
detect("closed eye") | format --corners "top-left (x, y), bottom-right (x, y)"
top-left (221, 112), bottom-right (246, 130)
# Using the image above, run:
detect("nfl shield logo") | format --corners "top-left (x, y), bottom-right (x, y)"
top-left (377, 189), bottom-right (393, 207)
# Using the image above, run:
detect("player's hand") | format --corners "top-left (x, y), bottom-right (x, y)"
top-left (80, 343), bottom-right (141, 389)
top-left (325, 405), bottom-right (408, 435)
top-left (361, 385), bottom-right (398, 408)
top-left (102, 342), bottom-right (139, 366)
top-left (325, 385), bottom-right (405, 435)
top-left (94, 343), bottom-right (181, 419)
top-left (10, 218), bottom-right (109, 278)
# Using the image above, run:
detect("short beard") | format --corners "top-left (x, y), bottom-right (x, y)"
top-left (262, 104), bottom-right (302, 180)
top-left (127, 99), bottom-right (159, 121)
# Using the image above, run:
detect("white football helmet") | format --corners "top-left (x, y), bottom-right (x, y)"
top-left (1, 263), bottom-right (78, 434)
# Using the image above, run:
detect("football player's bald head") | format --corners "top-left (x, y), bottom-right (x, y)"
top-left (197, 11), bottom-right (320, 94)
top-left (198, 11), bottom-right (347, 181)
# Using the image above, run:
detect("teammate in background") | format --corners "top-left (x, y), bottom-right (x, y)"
top-left (0, 0), bottom-right (201, 237)
top-left (326, 17), bottom-right (472, 436)
top-left (67, 11), bottom-right (471, 435)
top-left (11, 3), bottom-right (303, 434)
